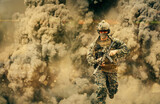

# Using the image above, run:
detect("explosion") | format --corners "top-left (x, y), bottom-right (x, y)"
top-left (0, 0), bottom-right (160, 104)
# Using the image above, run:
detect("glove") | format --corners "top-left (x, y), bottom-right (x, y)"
top-left (95, 57), bottom-right (102, 64)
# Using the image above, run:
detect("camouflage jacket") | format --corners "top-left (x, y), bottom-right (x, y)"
top-left (87, 35), bottom-right (129, 72)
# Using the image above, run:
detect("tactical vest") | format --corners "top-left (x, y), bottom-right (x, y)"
top-left (94, 37), bottom-right (117, 73)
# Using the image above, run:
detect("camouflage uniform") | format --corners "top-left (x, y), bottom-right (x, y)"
top-left (87, 35), bottom-right (129, 104)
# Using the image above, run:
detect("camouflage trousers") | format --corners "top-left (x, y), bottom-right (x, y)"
top-left (95, 70), bottom-right (118, 104)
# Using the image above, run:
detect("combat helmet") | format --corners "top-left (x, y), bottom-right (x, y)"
top-left (97, 20), bottom-right (110, 34)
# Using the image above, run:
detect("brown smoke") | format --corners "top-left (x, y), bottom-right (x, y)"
top-left (0, 0), bottom-right (25, 52)
top-left (0, 0), bottom-right (160, 104)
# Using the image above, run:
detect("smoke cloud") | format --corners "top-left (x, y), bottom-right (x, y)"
top-left (0, 0), bottom-right (160, 104)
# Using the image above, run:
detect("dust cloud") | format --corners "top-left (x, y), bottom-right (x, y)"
top-left (0, 0), bottom-right (160, 104)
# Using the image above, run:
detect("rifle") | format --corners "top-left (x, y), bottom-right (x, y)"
top-left (93, 41), bottom-right (114, 75)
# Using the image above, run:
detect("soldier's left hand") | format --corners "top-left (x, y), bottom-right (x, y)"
top-left (109, 50), bottom-right (118, 56)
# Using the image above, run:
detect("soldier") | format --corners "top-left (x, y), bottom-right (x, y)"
top-left (87, 20), bottom-right (129, 104)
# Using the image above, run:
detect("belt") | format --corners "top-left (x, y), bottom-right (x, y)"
top-left (100, 64), bottom-right (117, 72)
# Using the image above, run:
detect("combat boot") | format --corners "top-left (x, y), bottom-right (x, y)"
top-left (109, 94), bottom-right (114, 99)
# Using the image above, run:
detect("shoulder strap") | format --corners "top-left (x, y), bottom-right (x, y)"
top-left (108, 40), bottom-right (114, 51)
top-left (106, 35), bottom-right (114, 51)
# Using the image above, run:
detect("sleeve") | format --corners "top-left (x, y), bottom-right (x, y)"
top-left (113, 38), bottom-right (129, 58)
top-left (86, 43), bottom-right (97, 66)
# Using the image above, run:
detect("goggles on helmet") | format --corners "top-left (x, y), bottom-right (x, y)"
top-left (98, 30), bottom-right (109, 34)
